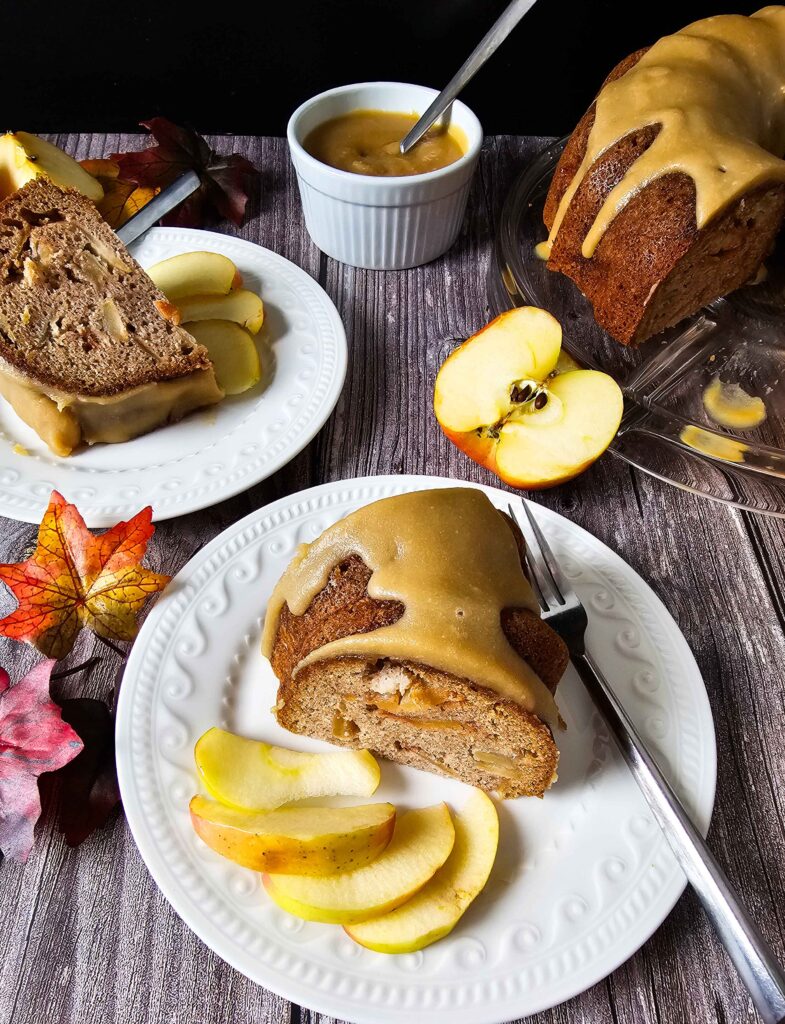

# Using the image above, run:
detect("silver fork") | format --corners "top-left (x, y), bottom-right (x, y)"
top-left (509, 499), bottom-right (785, 1024)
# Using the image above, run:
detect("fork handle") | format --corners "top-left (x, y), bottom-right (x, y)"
top-left (573, 650), bottom-right (785, 1024)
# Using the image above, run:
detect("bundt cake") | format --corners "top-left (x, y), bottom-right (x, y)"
top-left (541, 6), bottom-right (785, 345)
top-left (262, 488), bottom-right (569, 799)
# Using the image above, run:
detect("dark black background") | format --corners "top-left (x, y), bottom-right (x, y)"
top-left (9, 0), bottom-right (761, 135)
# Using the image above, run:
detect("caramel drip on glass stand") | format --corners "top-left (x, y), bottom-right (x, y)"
top-left (543, 6), bottom-right (785, 260)
top-left (262, 488), bottom-right (561, 730)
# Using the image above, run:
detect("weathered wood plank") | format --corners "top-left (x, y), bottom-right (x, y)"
top-left (0, 133), bottom-right (782, 1024)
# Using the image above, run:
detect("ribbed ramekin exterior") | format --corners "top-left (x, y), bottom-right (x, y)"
top-left (294, 172), bottom-right (475, 270)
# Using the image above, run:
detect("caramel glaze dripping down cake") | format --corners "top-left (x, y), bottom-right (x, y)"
top-left (262, 488), bottom-right (569, 798)
top-left (0, 179), bottom-right (223, 455)
top-left (541, 6), bottom-right (785, 345)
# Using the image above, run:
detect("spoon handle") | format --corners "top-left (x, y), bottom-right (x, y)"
top-left (400, 0), bottom-right (540, 154)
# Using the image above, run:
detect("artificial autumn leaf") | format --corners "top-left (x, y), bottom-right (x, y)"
top-left (0, 490), bottom-right (170, 659)
top-left (58, 697), bottom-right (120, 846)
top-left (0, 660), bottom-right (83, 861)
top-left (112, 117), bottom-right (256, 228)
top-left (80, 158), bottom-right (121, 181)
top-left (79, 158), bottom-right (160, 229)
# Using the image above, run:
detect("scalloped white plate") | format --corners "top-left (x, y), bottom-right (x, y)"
top-left (0, 228), bottom-right (347, 526)
top-left (116, 475), bottom-right (716, 1024)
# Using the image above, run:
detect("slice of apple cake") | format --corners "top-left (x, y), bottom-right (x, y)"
top-left (263, 488), bottom-right (569, 798)
top-left (0, 179), bottom-right (223, 456)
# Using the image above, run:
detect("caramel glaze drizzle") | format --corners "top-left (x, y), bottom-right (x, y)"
top-left (543, 6), bottom-right (785, 260)
top-left (262, 488), bottom-right (562, 731)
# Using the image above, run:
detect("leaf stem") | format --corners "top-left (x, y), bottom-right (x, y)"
top-left (95, 635), bottom-right (127, 658)
top-left (51, 656), bottom-right (101, 681)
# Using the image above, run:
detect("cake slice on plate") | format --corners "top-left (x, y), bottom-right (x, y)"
top-left (263, 488), bottom-right (569, 798)
top-left (0, 179), bottom-right (223, 456)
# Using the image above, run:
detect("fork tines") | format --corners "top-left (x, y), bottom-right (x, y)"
top-left (507, 500), bottom-right (565, 612)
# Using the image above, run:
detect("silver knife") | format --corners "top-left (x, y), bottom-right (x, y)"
top-left (116, 169), bottom-right (201, 246)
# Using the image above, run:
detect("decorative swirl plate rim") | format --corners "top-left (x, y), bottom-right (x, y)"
top-left (116, 474), bottom-right (716, 1024)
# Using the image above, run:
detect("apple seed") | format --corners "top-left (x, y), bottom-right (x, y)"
top-left (510, 383), bottom-right (533, 404)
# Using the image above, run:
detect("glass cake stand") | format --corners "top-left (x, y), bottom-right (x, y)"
top-left (489, 137), bottom-right (785, 517)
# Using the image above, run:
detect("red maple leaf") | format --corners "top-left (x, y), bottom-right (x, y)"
top-left (0, 490), bottom-right (171, 659)
top-left (112, 117), bottom-right (256, 228)
top-left (0, 660), bottom-right (83, 861)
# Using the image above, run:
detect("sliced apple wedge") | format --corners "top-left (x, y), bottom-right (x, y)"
top-left (346, 789), bottom-right (498, 952)
top-left (177, 290), bottom-right (265, 334)
top-left (186, 320), bottom-right (261, 395)
top-left (147, 252), bottom-right (242, 300)
top-left (434, 306), bottom-right (624, 489)
top-left (0, 131), bottom-right (104, 202)
top-left (195, 728), bottom-right (381, 811)
top-left (263, 803), bottom-right (455, 924)
top-left (190, 796), bottom-right (396, 874)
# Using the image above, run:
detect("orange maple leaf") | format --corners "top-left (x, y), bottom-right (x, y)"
top-left (80, 158), bottom-right (159, 229)
top-left (0, 491), bottom-right (170, 659)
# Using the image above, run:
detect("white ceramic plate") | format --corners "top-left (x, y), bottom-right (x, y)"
top-left (0, 228), bottom-right (347, 527)
top-left (116, 475), bottom-right (716, 1024)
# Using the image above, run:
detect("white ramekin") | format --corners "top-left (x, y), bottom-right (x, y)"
top-left (287, 82), bottom-right (483, 270)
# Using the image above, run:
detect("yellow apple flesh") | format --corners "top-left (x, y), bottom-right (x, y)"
top-left (345, 788), bottom-right (498, 952)
top-left (494, 370), bottom-right (624, 487)
top-left (190, 795), bottom-right (395, 874)
top-left (434, 307), bottom-right (562, 433)
top-left (186, 320), bottom-right (261, 395)
top-left (177, 290), bottom-right (265, 334)
top-left (0, 131), bottom-right (104, 202)
top-left (263, 803), bottom-right (455, 924)
top-left (433, 306), bottom-right (624, 489)
top-left (195, 727), bottom-right (381, 811)
top-left (147, 252), bottom-right (242, 300)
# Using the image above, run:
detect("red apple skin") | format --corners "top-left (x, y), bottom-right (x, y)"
top-left (439, 424), bottom-right (602, 491)
top-left (440, 425), bottom-right (498, 474)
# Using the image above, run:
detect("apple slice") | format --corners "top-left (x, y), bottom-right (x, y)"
top-left (177, 290), bottom-right (265, 334)
top-left (434, 306), bottom-right (623, 489)
top-left (194, 727), bottom-right (381, 810)
top-left (147, 252), bottom-right (242, 300)
top-left (345, 789), bottom-right (498, 952)
top-left (0, 132), bottom-right (103, 202)
top-left (186, 320), bottom-right (261, 395)
top-left (190, 796), bottom-right (396, 874)
top-left (263, 803), bottom-right (455, 924)
top-left (0, 132), bottom-right (104, 202)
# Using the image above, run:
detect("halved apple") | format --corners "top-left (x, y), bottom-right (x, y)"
top-left (190, 795), bottom-right (396, 874)
top-left (434, 307), bottom-right (624, 489)
top-left (263, 803), bottom-right (455, 924)
top-left (147, 252), bottom-right (242, 300)
top-left (0, 131), bottom-right (104, 202)
top-left (345, 789), bottom-right (498, 952)
top-left (177, 290), bottom-right (264, 334)
top-left (186, 320), bottom-right (261, 395)
top-left (194, 728), bottom-right (381, 811)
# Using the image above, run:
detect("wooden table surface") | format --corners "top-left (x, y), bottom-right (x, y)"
top-left (1, 134), bottom-right (784, 1024)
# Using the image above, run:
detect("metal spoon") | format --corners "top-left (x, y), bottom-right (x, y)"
top-left (399, 0), bottom-right (540, 154)
top-left (117, 169), bottom-right (201, 246)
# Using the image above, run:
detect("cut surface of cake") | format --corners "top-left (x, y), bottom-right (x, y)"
top-left (541, 7), bottom-right (785, 345)
top-left (262, 488), bottom-right (569, 798)
top-left (0, 179), bottom-right (223, 455)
